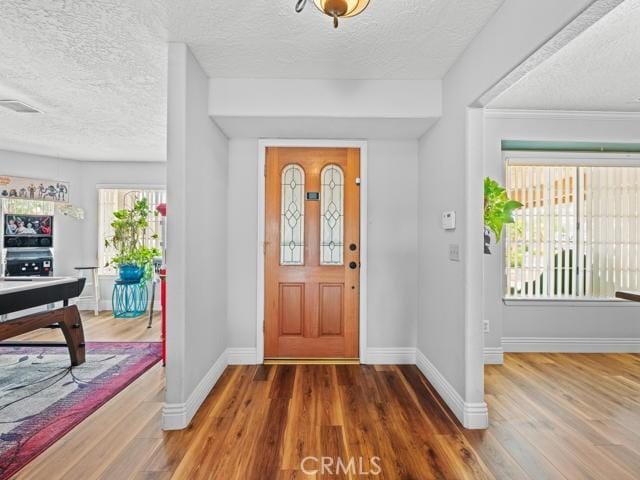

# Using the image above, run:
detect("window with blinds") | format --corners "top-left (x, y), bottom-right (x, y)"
top-left (98, 188), bottom-right (165, 275)
top-left (505, 164), bottom-right (640, 299)
top-left (1, 198), bottom-right (55, 216)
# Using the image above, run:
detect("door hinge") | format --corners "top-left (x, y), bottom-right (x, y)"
top-left (355, 177), bottom-right (361, 185)
top-left (263, 242), bottom-right (267, 255)
top-left (264, 163), bottom-right (267, 177)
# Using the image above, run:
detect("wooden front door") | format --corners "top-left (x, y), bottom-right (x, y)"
top-left (265, 147), bottom-right (360, 359)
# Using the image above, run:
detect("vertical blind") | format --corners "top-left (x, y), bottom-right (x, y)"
top-left (505, 164), bottom-right (640, 299)
top-left (98, 188), bottom-right (165, 274)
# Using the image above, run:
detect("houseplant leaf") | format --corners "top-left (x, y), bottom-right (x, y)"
top-left (484, 177), bottom-right (523, 246)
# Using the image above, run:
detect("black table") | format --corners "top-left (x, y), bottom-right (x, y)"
top-left (615, 290), bottom-right (640, 302)
top-left (0, 277), bottom-right (86, 366)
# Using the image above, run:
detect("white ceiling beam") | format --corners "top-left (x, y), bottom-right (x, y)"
top-left (209, 78), bottom-right (441, 119)
top-left (208, 78), bottom-right (441, 139)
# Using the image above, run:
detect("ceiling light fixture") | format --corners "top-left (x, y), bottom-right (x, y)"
top-left (295, 0), bottom-right (370, 29)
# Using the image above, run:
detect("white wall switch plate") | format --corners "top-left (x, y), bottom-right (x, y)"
top-left (483, 320), bottom-right (490, 334)
top-left (449, 243), bottom-right (460, 262)
top-left (442, 211), bottom-right (456, 230)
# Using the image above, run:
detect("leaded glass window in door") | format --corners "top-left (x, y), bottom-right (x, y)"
top-left (280, 164), bottom-right (305, 265)
top-left (320, 165), bottom-right (344, 265)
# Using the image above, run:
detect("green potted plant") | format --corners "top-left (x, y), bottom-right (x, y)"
top-left (484, 177), bottom-right (522, 254)
top-left (105, 198), bottom-right (160, 282)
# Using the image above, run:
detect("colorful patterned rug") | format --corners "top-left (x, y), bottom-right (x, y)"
top-left (0, 342), bottom-right (161, 480)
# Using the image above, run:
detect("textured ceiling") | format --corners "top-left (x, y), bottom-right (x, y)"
top-left (0, 0), bottom-right (505, 162)
top-left (168, 0), bottom-right (505, 80)
top-left (489, 0), bottom-right (640, 112)
top-left (0, 0), bottom-right (167, 162)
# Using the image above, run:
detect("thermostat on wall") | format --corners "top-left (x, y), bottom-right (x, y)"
top-left (442, 211), bottom-right (456, 230)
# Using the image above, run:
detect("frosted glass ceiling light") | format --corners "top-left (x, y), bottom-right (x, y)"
top-left (295, 0), bottom-right (370, 28)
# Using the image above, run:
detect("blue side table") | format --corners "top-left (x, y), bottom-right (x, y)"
top-left (112, 279), bottom-right (148, 318)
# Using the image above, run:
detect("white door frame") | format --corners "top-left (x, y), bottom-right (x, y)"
top-left (256, 139), bottom-right (368, 364)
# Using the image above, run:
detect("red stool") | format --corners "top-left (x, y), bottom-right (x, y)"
top-left (160, 268), bottom-right (167, 366)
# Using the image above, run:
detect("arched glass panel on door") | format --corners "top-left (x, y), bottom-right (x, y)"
top-left (320, 164), bottom-right (344, 265)
top-left (280, 164), bottom-right (305, 265)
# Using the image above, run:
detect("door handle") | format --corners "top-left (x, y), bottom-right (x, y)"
top-left (349, 261), bottom-right (358, 270)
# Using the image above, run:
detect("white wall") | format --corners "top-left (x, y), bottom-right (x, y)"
top-left (226, 139), bottom-right (259, 348)
top-left (164, 43), bottom-right (229, 429)
top-left (77, 161), bottom-right (166, 307)
top-left (209, 79), bottom-right (441, 141)
top-left (416, 0), bottom-right (593, 428)
top-left (226, 139), bottom-right (419, 354)
top-left (367, 141), bottom-right (419, 349)
top-left (0, 150), bottom-right (83, 277)
top-left (483, 112), bottom-right (640, 353)
top-left (0, 149), bottom-right (165, 284)
top-left (210, 78), bottom-right (441, 118)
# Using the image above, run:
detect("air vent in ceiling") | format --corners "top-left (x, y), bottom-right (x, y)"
top-left (0, 100), bottom-right (42, 113)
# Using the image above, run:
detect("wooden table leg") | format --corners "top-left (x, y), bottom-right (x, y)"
top-left (0, 305), bottom-right (86, 367)
top-left (58, 306), bottom-right (86, 366)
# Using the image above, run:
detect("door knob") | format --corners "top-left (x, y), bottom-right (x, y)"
top-left (349, 261), bottom-right (358, 269)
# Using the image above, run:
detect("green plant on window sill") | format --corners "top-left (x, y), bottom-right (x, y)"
top-left (484, 177), bottom-right (522, 254)
top-left (104, 198), bottom-right (160, 281)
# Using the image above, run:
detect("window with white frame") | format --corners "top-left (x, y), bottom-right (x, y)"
top-left (98, 188), bottom-right (165, 275)
top-left (1, 198), bottom-right (55, 216)
top-left (505, 159), bottom-right (640, 299)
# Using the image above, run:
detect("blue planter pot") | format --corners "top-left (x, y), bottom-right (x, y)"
top-left (118, 264), bottom-right (144, 283)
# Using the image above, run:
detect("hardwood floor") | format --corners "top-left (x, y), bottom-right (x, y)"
top-left (9, 310), bottom-right (161, 343)
top-left (11, 346), bottom-right (640, 479)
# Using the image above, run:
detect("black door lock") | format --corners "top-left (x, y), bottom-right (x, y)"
top-left (349, 261), bottom-right (358, 269)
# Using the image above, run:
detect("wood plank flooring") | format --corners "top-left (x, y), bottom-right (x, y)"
top-left (9, 309), bottom-right (161, 343)
top-left (11, 341), bottom-right (640, 479)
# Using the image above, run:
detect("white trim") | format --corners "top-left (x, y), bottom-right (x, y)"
top-left (504, 151), bottom-right (640, 166)
top-left (95, 183), bottom-right (167, 190)
top-left (504, 298), bottom-right (640, 307)
top-left (162, 348), bottom-right (229, 430)
top-left (503, 337), bottom-right (640, 353)
top-left (483, 347), bottom-right (504, 365)
top-left (416, 349), bottom-right (489, 429)
top-left (365, 348), bottom-right (416, 365)
top-left (256, 139), bottom-right (368, 364)
top-left (464, 108), bottom-right (486, 425)
top-left (463, 402), bottom-right (491, 429)
top-left (228, 347), bottom-right (258, 365)
top-left (485, 109), bottom-right (640, 121)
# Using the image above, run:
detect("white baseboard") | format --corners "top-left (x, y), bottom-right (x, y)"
top-left (503, 337), bottom-right (640, 353)
top-left (227, 347), bottom-right (258, 365)
top-left (365, 347), bottom-right (416, 365)
top-left (483, 347), bottom-right (504, 364)
top-left (162, 349), bottom-right (229, 430)
top-left (415, 349), bottom-right (488, 429)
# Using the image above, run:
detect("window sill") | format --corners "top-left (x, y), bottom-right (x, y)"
top-left (503, 297), bottom-right (640, 307)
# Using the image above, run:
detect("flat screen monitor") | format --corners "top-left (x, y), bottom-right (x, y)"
top-left (3, 214), bottom-right (54, 248)
top-left (4, 214), bottom-right (53, 236)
